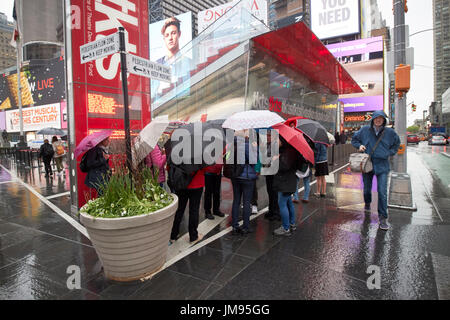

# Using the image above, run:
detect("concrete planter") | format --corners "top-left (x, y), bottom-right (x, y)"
top-left (80, 194), bottom-right (178, 282)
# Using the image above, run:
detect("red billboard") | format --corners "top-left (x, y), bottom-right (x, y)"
top-left (68, 0), bottom-right (150, 209)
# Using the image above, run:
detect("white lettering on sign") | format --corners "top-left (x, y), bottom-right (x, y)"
top-left (5, 103), bottom-right (62, 132)
top-left (127, 54), bottom-right (171, 82)
top-left (311, 0), bottom-right (359, 40)
top-left (198, 0), bottom-right (267, 33)
top-left (94, 0), bottom-right (138, 80)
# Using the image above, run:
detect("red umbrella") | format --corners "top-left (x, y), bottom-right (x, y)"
top-left (272, 123), bottom-right (314, 165)
top-left (284, 116), bottom-right (308, 128)
top-left (74, 130), bottom-right (112, 158)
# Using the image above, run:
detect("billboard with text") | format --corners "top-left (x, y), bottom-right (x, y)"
top-left (311, 0), bottom-right (360, 40)
top-left (68, 0), bottom-right (150, 209)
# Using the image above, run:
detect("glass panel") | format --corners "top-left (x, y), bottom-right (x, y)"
top-left (247, 40), bottom-right (339, 133)
top-left (151, 3), bottom-right (270, 121)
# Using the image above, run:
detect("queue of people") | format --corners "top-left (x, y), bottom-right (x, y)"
top-left (78, 110), bottom-right (399, 248)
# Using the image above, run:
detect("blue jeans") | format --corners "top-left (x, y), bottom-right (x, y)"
top-left (278, 192), bottom-right (296, 230)
top-left (231, 178), bottom-right (255, 230)
top-left (362, 171), bottom-right (388, 219)
top-left (293, 174), bottom-right (311, 201)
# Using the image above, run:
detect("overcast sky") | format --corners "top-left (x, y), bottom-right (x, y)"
top-left (376, 0), bottom-right (434, 126)
top-left (0, 0), bottom-right (435, 126)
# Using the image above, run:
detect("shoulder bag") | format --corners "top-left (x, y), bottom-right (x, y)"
top-left (349, 130), bottom-right (385, 173)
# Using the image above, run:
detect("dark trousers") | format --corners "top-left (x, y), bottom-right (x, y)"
top-left (265, 175), bottom-right (279, 216)
top-left (171, 187), bottom-right (203, 242)
top-left (43, 157), bottom-right (52, 176)
top-left (231, 178), bottom-right (254, 230)
top-left (251, 179), bottom-right (258, 206)
top-left (204, 174), bottom-right (221, 214)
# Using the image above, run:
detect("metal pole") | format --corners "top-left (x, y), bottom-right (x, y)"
top-left (16, 0), bottom-right (25, 147)
top-left (393, 0), bottom-right (407, 173)
top-left (118, 27), bottom-right (133, 179)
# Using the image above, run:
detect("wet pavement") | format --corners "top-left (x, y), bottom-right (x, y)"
top-left (0, 142), bottom-right (449, 300)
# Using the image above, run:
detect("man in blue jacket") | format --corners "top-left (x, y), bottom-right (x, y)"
top-left (351, 110), bottom-right (400, 230)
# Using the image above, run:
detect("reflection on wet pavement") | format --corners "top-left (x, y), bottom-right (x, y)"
top-left (0, 144), bottom-right (449, 300)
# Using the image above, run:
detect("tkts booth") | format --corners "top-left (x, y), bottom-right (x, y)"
top-left (64, 0), bottom-right (361, 213)
top-left (65, 0), bottom-right (150, 211)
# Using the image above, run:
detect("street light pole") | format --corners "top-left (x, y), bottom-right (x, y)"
top-left (393, 0), bottom-right (407, 173)
top-left (16, 0), bottom-right (26, 148)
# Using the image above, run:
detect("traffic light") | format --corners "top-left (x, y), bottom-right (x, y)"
top-left (404, 0), bottom-right (408, 13)
top-left (412, 104), bottom-right (416, 112)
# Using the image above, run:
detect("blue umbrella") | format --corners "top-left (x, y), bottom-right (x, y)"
top-left (36, 127), bottom-right (67, 136)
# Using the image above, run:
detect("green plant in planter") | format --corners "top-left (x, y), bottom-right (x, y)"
top-left (80, 164), bottom-right (173, 218)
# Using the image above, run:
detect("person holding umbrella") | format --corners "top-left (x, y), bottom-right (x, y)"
top-left (52, 136), bottom-right (66, 176)
top-left (75, 130), bottom-right (113, 197)
top-left (39, 139), bottom-right (55, 178)
top-left (84, 136), bottom-right (111, 196)
top-left (272, 136), bottom-right (302, 236)
top-left (313, 141), bottom-right (329, 198)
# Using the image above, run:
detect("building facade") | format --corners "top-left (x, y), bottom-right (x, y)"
top-left (433, 0), bottom-right (450, 107)
top-left (0, 13), bottom-right (16, 71)
top-left (15, 0), bottom-right (63, 60)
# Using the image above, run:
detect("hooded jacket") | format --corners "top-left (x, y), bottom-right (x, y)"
top-left (351, 110), bottom-right (400, 174)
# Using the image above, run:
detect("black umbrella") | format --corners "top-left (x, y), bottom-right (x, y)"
top-left (36, 127), bottom-right (67, 136)
top-left (166, 120), bottom-right (226, 175)
top-left (296, 119), bottom-right (330, 145)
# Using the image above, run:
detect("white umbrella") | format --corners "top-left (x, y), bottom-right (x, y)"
top-left (327, 132), bottom-right (336, 144)
top-left (222, 110), bottom-right (285, 131)
top-left (132, 115), bottom-right (170, 166)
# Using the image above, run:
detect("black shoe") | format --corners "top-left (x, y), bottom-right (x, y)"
top-left (232, 227), bottom-right (243, 235)
top-left (205, 213), bottom-right (215, 220)
top-left (213, 211), bottom-right (225, 217)
top-left (241, 228), bottom-right (253, 235)
top-left (320, 194), bottom-right (326, 198)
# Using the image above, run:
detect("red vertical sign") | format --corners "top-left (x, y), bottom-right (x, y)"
top-left (69, 0), bottom-right (150, 208)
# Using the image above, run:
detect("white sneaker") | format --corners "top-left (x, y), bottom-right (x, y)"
top-left (252, 205), bottom-right (258, 214)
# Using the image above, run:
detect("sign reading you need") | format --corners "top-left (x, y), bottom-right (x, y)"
top-left (126, 54), bottom-right (171, 83)
top-left (79, 33), bottom-right (120, 64)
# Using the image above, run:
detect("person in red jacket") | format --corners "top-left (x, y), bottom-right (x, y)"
top-left (170, 167), bottom-right (206, 244)
top-left (203, 163), bottom-right (225, 220)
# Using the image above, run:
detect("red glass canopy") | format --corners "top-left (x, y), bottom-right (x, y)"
top-left (252, 22), bottom-right (362, 95)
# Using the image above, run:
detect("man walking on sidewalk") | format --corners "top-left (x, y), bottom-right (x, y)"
top-left (351, 111), bottom-right (400, 230)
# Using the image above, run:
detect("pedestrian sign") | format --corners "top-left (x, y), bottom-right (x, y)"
top-left (79, 33), bottom-right (120, 64)
top-left (126, 54), bottom-right (171, 83)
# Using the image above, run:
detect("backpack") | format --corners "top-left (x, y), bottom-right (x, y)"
top-left (80, 152), bottom-right (89, 173)
top-left (222, 141), bottom-right (245, 179)
top-left (56, 144), bottom-right (65, 156)
top-left (167, 163), bottom-right (194, 192)
top-left (42, 144), bottom-right (54, 158)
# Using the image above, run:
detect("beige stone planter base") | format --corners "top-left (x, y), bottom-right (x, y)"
top-left (80, 194), bottom-right (178, 282)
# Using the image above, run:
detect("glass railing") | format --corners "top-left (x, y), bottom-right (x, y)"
top-left (150, 1), bottom-right (271, 116)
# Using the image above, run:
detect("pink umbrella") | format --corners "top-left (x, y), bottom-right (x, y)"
top-left (74, 130), bottom-right (112, 158)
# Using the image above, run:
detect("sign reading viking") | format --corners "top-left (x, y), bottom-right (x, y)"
top-left (311, 0), bottom-right (360, 40)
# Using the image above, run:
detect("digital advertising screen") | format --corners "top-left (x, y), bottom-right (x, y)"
top-left (149, 12), bottom-right (193, 111)
top-left (326, 36), bottom-right (384, 113)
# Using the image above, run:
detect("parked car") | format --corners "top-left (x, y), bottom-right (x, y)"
top-left (407, 134), bottom-right (420, 144)
top-left (428, 135), bottom-right (447, 145)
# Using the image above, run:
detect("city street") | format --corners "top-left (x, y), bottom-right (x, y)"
top-left (0, 144), bottom-right (449, 301)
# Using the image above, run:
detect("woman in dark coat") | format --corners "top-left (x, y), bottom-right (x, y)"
top-left (84, 137), bottom-right (111, 196)
top-left (272, 137), bottom-right (300, 236)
